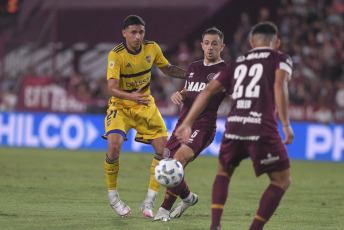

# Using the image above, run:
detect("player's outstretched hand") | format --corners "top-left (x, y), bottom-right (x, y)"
top-left (282, 125), bottom-right (294, 145)
top-left (171, 91), bottom-right (184, 105)
top-left (131, 88), bottom-right (151, 106)
top-left (175, 124), bottom-right (192, 144)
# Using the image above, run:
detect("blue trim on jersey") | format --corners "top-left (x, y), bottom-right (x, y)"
top-left (123, 82), bottom-right (150, 93)
top-left (106, 130), bottom-right (126, 139)
top-left (123, 40), bottom-right (142, 55)
top-left (120, 68), bottom-right (151, 78)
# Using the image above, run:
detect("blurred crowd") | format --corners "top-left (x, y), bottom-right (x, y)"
top-left (1, 0), bottom-right (344, 123)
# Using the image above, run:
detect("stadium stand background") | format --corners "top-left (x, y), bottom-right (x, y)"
top-left (0, 0), bottom-right (344, 123)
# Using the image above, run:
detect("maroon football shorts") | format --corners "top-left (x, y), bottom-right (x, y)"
top-left (162, 128), bottom-right (216, 160)
top-left (219, 134), bottom-right (290, 176)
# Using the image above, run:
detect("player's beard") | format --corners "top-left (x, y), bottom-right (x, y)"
top-left (206, 56), bottom-right (216, 63)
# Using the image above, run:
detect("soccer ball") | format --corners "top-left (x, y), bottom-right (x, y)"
top-left (154, 159), bottom-right (184, 188)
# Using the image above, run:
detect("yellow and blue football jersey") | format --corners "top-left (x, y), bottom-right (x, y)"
top-left (107, 40), bottom-right (169, 108)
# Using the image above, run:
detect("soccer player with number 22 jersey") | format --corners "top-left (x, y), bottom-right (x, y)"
top-left (176, 22), bottom-right (294, 230)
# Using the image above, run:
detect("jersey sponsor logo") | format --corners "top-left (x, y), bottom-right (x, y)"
top-left (227, 115), bottom-right (261, 124)
top-left (125, 76), bottom-right (150, 88)
top-left (260, 153), bottom-right (280, 165)
top-left (126, 63), bottom-right (132, 68)
top-left (249, 111), bottom-right (262, 117)
top-left (109, 61), bottom-right (115, 68)
top-left (224, 133), bottom-right (260, 141)
top-left (163, 148), bottom-right (170, 159)
top-left (207, 73), bottom-right (216, 82)
top-left (146, 55), bottom-right (151, 63)
top-left (188, 130), bottom-right (199, 143)
top-left (187, 81), bottom-right (207, 92)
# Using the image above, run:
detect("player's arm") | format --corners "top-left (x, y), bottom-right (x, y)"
top-left (175, 80), bottom-right (224, 144)
top-left (274, 69), bottom-right (294, 144)
top-left (108, 78), bottom-right (150, 106)
top-left (171, 88), bottom-right (187, 105)
top-left (159, 63), bottom-right (187, 79)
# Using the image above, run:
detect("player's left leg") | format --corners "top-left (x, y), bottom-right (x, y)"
top-left (249, 168), bottom-right (290, 230)
top-left (140, 136), bottom-right (168, 218)
top-left (210, 160), bottom-right (235, 230)
top-left (168, 145), bottom-right (198, 218)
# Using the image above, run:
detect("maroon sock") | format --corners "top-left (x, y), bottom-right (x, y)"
top-left (179, 179), bottom-right (190, 199)
top-left (161, 179), bottom-right (187, 210)
top-left (249, 184), bottom-right (285, 230)
top-left (211, 175), bottom-right (230, 229)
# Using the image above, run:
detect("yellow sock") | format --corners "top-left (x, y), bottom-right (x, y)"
top-left (148, 153), bottom-right (162, 192)
top-left (105, 155), bottom-right (119, 190)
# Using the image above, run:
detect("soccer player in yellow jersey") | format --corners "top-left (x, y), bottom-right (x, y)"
top-left (104, 15), bottom-right (186, 218)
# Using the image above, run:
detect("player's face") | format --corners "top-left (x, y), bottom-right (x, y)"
top-left (201, 34), bottom-right (224, 63)
top-left (122, 25), bottom-right (145, 52)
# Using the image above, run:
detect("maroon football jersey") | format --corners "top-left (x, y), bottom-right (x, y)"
top-left (178, 60), bottom-right (227, 128)
top-left (215, 47), bottom-right (293, 138)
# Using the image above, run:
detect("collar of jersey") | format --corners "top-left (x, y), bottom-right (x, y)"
top-left (250, 46), bottom-right (272, 51)
top-left (123, 40), bottom-right (142, 55)
top-left (203, 60), bottom-right (224, 66)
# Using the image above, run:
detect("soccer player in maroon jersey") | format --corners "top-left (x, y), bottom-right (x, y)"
top-left (175, 22), bottom-right (294, 230)
top-left (153, 27), bottom-right (228, 222)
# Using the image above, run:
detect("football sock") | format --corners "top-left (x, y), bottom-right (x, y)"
top-left (108, 189), bottom-right (119, 202)
top-left (211, 175), bottom-right (230, 229)
top-left (148, 153), bottom-right (162, 192)
top-left (104, 155), bottom-right (119, 190)
top-left (144, 189), bottom-right (158, 203)
top-left (161, 189), bottom-right (178, 211)
top-left (161, 179), bottom-right (188, 210)
top-left (179, 179), bottom-right (190, 200)
top-left (182, 191), bottom-right (193, 202)
top-left (249, 183), bottom-right (285, 230)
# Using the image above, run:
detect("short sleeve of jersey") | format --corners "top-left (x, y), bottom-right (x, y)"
top-left (107, 51), bottom-right (121, 80)
top-left (276, 53), bottom-right (293, 76)
top-left (213, 64), bottom-right (231, 91)
top-left (153, 42), bottom-right (169, 68)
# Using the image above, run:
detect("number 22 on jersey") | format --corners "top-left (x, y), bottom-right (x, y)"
top-left (232, 63), bottom-right (263, 100)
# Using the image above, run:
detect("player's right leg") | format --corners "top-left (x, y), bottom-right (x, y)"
top-left (249, 137), bottom-right (291, 230)
top-left (105, 133), bottom-right (131, 216)
top-left (249, 168), bottom-right (290, 230)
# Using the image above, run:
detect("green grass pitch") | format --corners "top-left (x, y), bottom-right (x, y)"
top-left (0, 147), bottom-right (343, 230)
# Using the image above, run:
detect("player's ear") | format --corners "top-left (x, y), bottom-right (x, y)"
top-left (122, 29), bottom-right (126, 38)
top-left (249, 39), bottom-right (254, 48)
top-left (275, 39), bottom-right (281, 49)
top-left (220, 43), bottom-right (225, 52)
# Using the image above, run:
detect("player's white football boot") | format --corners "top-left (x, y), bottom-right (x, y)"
top-left (152, 207), bottom-right (171, 222)
top-left (140, 200), bottom-right (154, 218)
top-left (170, 192), bottom-right (198, 218)
top-left (110, 198), bottom-right (131, 217)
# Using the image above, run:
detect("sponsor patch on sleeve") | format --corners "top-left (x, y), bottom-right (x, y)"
top-left (109, 61), bottom-right (114, 68)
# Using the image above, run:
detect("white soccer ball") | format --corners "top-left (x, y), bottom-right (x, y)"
top-left (154, 159), bottom-right (184, 188)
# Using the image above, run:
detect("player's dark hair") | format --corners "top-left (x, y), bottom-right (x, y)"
top-left (251, 21), bottom-right (278, 36)
top-left (202, 27), bottom-right (224, 42)
top-left (123, 15), bottom-right (145, 29)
